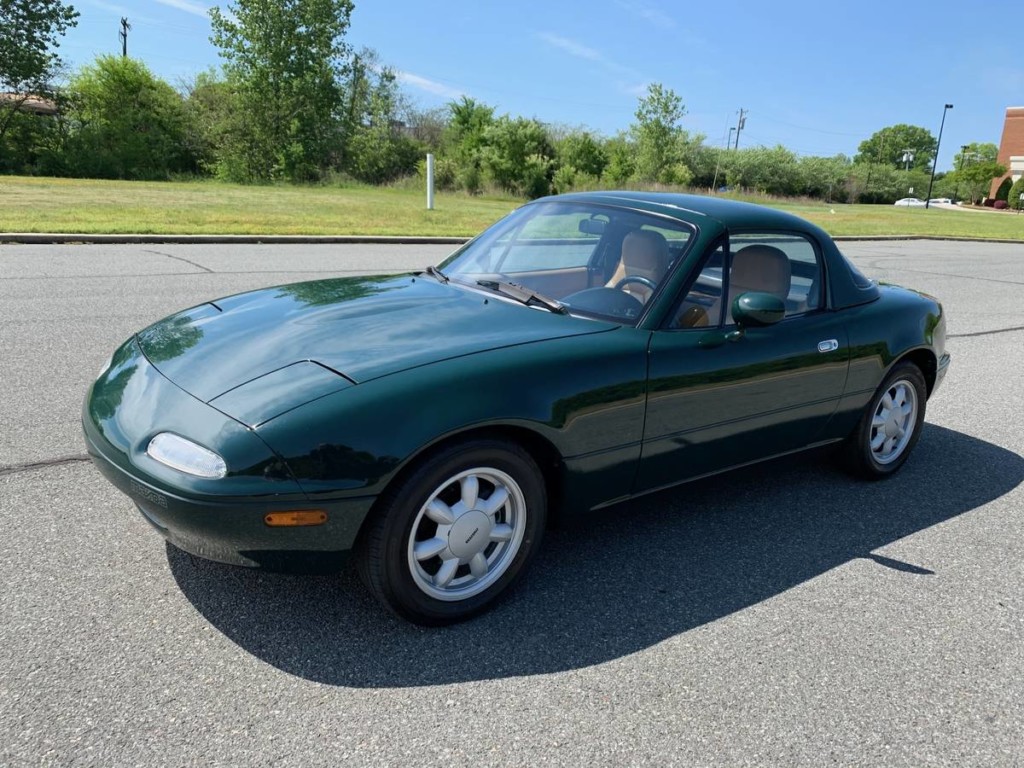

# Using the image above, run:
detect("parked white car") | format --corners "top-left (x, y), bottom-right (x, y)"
top-left (894, 198), bottom-right (926, 207)
top-left (928, 198), bottom-right (952, 205)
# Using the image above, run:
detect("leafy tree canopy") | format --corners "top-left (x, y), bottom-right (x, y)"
top-left (209, 0), bottom-right (354, 181)
top-left (855, 124), bottom-right (936, 171)
top-left (0, 0), bottom-right (78, 93)
top-left (64, 55), bottom-right (196, 180)
top-left (0, 0), bottom-right (79, 140)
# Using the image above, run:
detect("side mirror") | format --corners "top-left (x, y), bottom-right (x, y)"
top-left (732, 292), bottom-right (785, 328)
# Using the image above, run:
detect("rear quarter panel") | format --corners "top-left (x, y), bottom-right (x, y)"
top-left (828, 285), bottom-right (945, 438)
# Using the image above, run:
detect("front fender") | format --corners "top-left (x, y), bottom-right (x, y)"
top-left (254, 328), bottom-right (650, 505)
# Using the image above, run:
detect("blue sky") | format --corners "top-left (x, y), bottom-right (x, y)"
top-left (60, 0), bottom-right (1022, 171)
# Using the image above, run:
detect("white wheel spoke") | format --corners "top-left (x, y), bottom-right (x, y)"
top-left (884, 436), bottom-right (897, 455)
top-left (408, 465), bottom-right (529, 601)
top-left (425, 499), bottom-right (455, 526)
top-left (414, 537), bottom-right (448, 561)
top-left (892, 387), bottom-right (906, 407)
top-left (490, 523), bottom-right (514, 542)
top-left (469, 552), bottom-right (488, 578)
top-left (460, 475), bottom-right (479, 509)
top-left (881, 392), bottom-right (894, 410)
top-left (433, 558), bottom-right (459, 588)
top-left (872, 412), bottom-right (888, 428)
top-left (870, 431), bottom-right (886, 450)
top-left (480, 486), bottom-right (509, 516)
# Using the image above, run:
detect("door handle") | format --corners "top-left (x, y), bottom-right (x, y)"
top-left (818, 339), bottom-right (839, 353)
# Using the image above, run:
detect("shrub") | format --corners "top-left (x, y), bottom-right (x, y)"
top-left (1009, 176), bottom-right (1024, 210)
top-left (994, 199), bottom-right (1008, 210)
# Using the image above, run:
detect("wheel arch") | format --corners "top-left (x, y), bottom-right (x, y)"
top-left (893, 347), bottom-right (938, 396)
top-left (356, 423), bottom-right (567, 543)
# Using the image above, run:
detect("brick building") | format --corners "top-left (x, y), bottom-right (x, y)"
top-left (990, 107), bottom-right (1024, 199)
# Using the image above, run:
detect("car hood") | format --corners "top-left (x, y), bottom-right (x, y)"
top-left (137, 273), bottom-right (616, 408)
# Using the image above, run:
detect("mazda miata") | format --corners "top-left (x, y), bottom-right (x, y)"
top-left (84, 192), bottom-right (949, 624)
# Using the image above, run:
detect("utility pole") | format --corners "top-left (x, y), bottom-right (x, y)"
top-left (734, 108), bottom-right (747, 150)
top-left (119, 17), bottom-right (131, 57)
top-left (901, 149), bottom-right (914, 171)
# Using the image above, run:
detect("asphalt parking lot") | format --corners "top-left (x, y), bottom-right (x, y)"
top-left (2, 240), bottom-right (1022, 766)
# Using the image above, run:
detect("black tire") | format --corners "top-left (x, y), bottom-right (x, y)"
top-left (840, 361), bottom-right (927, 480)
top-left (354, 438), bottom-right (546, 626)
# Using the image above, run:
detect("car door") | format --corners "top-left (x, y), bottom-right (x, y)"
top-left (635, 232), bottom-right (851, 493)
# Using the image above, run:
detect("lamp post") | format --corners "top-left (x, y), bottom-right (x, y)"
top-left (925, 103), bottom-right (953, 209)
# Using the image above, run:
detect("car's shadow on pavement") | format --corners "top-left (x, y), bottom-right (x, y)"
top-left (168, 424), bottom-right (1023, 688)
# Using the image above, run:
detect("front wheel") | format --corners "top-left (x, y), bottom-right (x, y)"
top-left (840, 361), bottom-right (927, 479)
top-left (355, 439), bottom-right (546, 625)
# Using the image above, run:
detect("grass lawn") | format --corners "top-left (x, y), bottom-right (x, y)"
top-left (2, 175), bottom-right (1024, 240)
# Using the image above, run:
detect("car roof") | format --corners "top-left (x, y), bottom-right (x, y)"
top-left (538, 190), bottom-right (821, 234)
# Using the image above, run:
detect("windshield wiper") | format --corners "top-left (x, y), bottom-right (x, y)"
top-left (476, 279), bottom-right (567, 314)
top-left (423, 265), bottom-right (449, 284)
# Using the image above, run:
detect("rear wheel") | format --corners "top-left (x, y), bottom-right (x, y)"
top-left (355, 438), bottom-right (546, 625)
top-left (841, 361), bottom-right (927, 479)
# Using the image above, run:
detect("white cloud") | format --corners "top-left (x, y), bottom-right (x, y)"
top-left (397, 71), bottom-right (465, 100)
top-left (153, 0), bottom-right (211, 19)
top-left (614, 0), bottom-right (676, 29)
top-left (537, 32), bottom-right (602, 62)
top-left (537, 30), bottom-right (643, 87)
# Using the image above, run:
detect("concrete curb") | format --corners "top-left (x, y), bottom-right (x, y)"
top-left (1, 232), bottom-right (1022, 245)
top-left (0, 233), bottom-right (470, 245)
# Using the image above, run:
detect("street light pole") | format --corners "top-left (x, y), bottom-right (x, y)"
top-left (925, 103), bottom-right (953, 209)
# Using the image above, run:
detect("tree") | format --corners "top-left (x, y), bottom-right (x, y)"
top-left (630, 83), bottom-right (691, 184)
top-left (955, 160), bottom-right (1006, 204)
top-left (956, 142), bottom-right (998, 165)
top-left (556, 131), bottom-right (606, 179)
top-left (209, 0), bottom-right (354, 182)
top-left (855, 124), bottom-right (937, 171)
top-left (343, 65), bottom-right (421, 184)
top-left (443, 96), bottom-right (494, 193)
top-left (797, 154), bottom-right (852, 202)
top-left (480, 116), bottom-right (555, 198)
top-left (0, 0), bottom-right (79, 142)
top-left (63, 55), bottom-right (196, 179)
top-left (1009, 176), bottom-right (1024, 210)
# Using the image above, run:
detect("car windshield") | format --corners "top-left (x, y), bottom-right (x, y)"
top-left (439, 201), bottom-right (695, 324)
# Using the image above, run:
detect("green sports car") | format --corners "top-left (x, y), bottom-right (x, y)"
top-left (84, 192), bottom-right (949, 625)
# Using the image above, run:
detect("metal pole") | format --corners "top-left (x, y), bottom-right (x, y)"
top-left (426, 153), bottom-right (435, 210)
top-left (925, 104), bottom-right (952, 209)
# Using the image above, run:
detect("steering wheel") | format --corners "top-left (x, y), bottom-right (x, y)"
top-left (614, 275), bottom-right (657, 292)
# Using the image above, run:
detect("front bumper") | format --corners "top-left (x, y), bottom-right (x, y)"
top-left (83, 338), bottom-right (375, 570)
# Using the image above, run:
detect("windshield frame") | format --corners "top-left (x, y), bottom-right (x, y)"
top-left (439, 200), bottom-right (699, 326)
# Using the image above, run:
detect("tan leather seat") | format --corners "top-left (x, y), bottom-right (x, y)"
top-left (717, 244), bottom-right (791, 323)
top-left (730, 245), bottom-right (791, 301)
top-left (606, 230), bottom-right (670, 304)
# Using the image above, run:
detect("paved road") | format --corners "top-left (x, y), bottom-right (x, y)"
top-left (2, 241), bottom-right (1022, 766)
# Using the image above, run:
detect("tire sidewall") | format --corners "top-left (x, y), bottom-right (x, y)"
top-left (374, 440), bottom-right (546, 625)
top-left (858, 363), bottom-right (927, 477)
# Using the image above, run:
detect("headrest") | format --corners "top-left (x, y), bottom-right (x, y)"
top-left (731, 245), bottom-right (791, 300)
top-left (621, 230), bottom-right (670, 279)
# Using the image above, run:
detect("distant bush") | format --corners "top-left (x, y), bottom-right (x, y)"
top-left (1009, 176), bottom-right (1024, 210)
top-left (994, 200), bottom-right (1008, 210)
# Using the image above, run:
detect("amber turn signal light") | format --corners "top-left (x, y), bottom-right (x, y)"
top-left (264, 510), bottom-right (328, 527)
